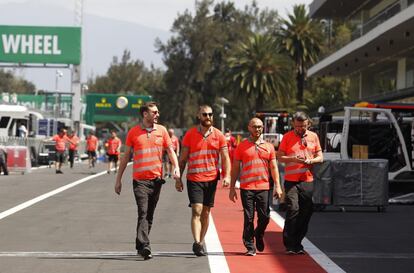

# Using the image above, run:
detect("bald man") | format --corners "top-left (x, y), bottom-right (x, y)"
top-left (229, 118), bottom-right (283, 256)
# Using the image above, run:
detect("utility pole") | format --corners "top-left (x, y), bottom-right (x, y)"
top-left (72, 0), bottom-right (83, 134)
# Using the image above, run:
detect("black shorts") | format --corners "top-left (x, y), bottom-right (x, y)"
top-left (187, 179), bottom-right (218, 207)
top-left (55, 151), bottom-right (65, 163)
top-left (88, 151), bottom-right (96, 158)
top-left (108, 154), bottom-right (118, 162)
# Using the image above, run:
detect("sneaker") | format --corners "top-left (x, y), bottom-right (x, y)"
top-left (56, 170), bottom-right (63, 174)
top-left (285, 249), bottom-right (297, 255)
top-left (107, 170), bottom-right (110, 174)
top-left (296, 249), bottom-right (306, 255)
top-left (245, 249), bottom-right (256, 256)
top-left (192, 242), bottom-right (206, 256)
top-left (140, 247), bottom-right (153, 260)
top-left (255, 235), bottom-right (265, 252)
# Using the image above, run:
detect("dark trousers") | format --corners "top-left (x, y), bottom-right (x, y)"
top-left (0, 159), bottom-right (8, 175)
top-left (283, 181), bottom-right (314, 251)
top-left (68, 150), bottom-right (75, 168)
top-left (133, 179), bottom-right (162, 251)
top-left (240, 189), bottom-right (270, 251)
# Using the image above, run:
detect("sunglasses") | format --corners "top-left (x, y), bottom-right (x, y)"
top-left (201, 113), bottom-right (213, 117)
top-left (301, 135), bottom-right (308, 147)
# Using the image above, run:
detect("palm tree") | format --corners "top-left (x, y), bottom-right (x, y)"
top-left (278, 4), bottom-right (323, 106)
top-left (227, 34), bottom-right (293, 110)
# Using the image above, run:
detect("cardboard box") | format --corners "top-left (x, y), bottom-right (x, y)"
top-left (352, 145), bottom-right (369, 159)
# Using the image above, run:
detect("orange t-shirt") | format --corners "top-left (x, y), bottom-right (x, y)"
top-left (52, 134), bottom-right (68, 152)
top-left (234, 139), bottom-right (275, 190)
top-left (278, 130), bottom-right (321, 182)
top-left (68, 135), bottom-right (79, 151)
top-left (182, 126), bottom-right (226, 182)
top-left (107, 137), bottom-right (121, 155)
top-left (86, 135), bottom-right (98, 151)
top-left (171, 135), bottom-right (180, 151)
top-left (126, 124), bottom-right (172, 180)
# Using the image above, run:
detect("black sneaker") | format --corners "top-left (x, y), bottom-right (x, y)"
top-left (56, 170), bottom-right (63, 174)
top-left (245, 249), bottom-right (256, 256)
top-left (285, 249), bottom-right (297, 255)
top-left (140, 247), bottom-right (153, 260)
top-left (107, 170), bottom-right (110, 174)
top-left (255, 235), bottom-right (264, 252)
top-left (192, 242), bottom-right (206, 256)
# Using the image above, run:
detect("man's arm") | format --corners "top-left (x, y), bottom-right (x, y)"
top-left (115, 145), bottom-right (132, 195)
top-left (175, 146), bottom-right (189, 192)
top-left (220, 147), bottom-right (231, 187)
top-left (229, 159), bottom-right (241, 202)
top-left (270, 159), bottom-right (283, 199)
top-left (276, 150), bottom-right (306, 164)
top-left (166, 145), bottom-right (180, 179)
top-left (305, 150), bottom-right (323, 165)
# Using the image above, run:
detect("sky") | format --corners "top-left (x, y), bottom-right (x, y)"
top-left (0, 0), bottom-right (313, 91)
top-left (0, 0), bottom-right (313, 31)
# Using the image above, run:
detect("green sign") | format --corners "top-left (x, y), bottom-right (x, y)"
top-left (0, 25), bottom-right (81, 64)
top-left (85, 93), bottom-right (153, 124)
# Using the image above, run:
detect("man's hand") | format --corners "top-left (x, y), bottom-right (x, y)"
top-left (273, 186), bottom-right (283, 200)
top-left (172, 167), bottom-right (181, 179)
top-left (175, 179), bottom-right (183, 192)
top-left (229, 188), bottom-right (238, 203)
top-left (115, 180), bottom-right (122, 195)
top-left (222, 176), bottom-right (230, 187)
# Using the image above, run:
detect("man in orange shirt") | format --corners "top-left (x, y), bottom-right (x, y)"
top-left (86, 131), bottom-right (99, 168)
top-left (115, 102), bottom-right (180, 260)
top-left (277, 112), bottom-right (323, 255)
top-left (105, 130), bottom-right (122, 174)
top-left (163, 128), bottom-right (180, 178)
top-left (67, 130), bottom-right (79, 169)
top-left (175, 105), bottom-right (231, 256)
top-left (229, 118), bottom-right (283, 256)
top-left (49, 128), bottom-right (69, 174)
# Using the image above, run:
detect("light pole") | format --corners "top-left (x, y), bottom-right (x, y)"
top-left (55, 70), bottom-right (63, 92)
top-left (54, 70), bottom-right (63, 120)
top-left (218, 97), bottom-right (229, 133)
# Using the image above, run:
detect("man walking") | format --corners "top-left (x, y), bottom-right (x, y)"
top-left (115, 102), bottom-right (180, 260)
top-left (49, 128), bottom-right (69, 174)
top-left (277, 112), bottom-right (323, 254)
top-left (175, 105), bottom-right (231, 256)
top-left (67, 130), bottom-right (79, 168)
top-left (105, 130), bottom-right (121, 174)
top-left (229, 118), bottom-right (283, 256)
top-left (163, 128), bottom-right (180, 178)
top-left (86, 131), bottom-right (98, 168)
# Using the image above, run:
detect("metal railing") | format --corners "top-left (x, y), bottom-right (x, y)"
top-left (351, 1), bottom-right (401, 41)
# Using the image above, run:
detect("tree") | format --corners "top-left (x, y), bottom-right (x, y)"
top-left (278, 4), bottom-right (323, 106)
top-left (0, 69), bottom-right (36, 94)
top-left (87, 50), bottom-right (161, 95)
top-left (227, 34), bottom-right (293, 110)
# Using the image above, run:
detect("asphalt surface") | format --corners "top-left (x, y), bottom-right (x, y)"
top-left (1, 162), bottom-right (414, 273)
top-left (0, 163), bottom-right (209, 273)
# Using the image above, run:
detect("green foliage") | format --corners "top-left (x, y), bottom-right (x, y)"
top-left (87, 50), bottom-right (163, 95)
top-left (0, 69), bottom-right (36, 94)
top-left (227, 34), bottom-right (294, 110)
top-left (278, 4), bottom-right (323, 105)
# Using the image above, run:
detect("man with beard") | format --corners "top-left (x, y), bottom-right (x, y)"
top-left (277, 112), bottom-right (323, 255)
top-left (115, 102), bottom-right (180, 260)
top-left (175, 105), bottom-right (231, 256)
top-left (229, 118), bottom-right (283, 256)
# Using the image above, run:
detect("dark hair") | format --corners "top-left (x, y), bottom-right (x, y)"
top-left (140, 101), bottom-right (157, 117)
top-left (292, 111), bottom-right (309, 122)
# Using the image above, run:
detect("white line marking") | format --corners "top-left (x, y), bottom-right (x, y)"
top-left (0, 163), bottom-right (131, 220)
top-left (0, 251), bottom-right (195, 257)
top-left (205, 214), bottom-right (231, 273)
top-left (270, 209), bottom-right (346, 273)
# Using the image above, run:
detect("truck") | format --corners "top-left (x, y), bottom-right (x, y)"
top-left (318, 104), bottom-right (414, 184)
